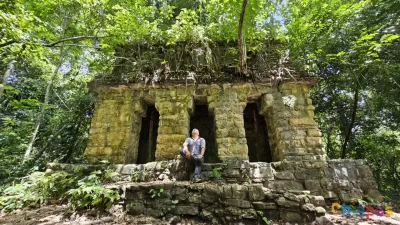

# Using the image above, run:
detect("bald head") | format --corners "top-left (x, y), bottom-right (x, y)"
top-left (192, 128), bottom-right (199, 138)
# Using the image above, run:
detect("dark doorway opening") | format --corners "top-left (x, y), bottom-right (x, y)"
top-left (190, 104), bottom-right (219, 163)
top-left (137, 105), bottom-right (159, 164)
top-left (243, 103), bottom-right (272, 162)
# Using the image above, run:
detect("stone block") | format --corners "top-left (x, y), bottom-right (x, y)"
top-left (359, 179), bottom-right (378, 191)
top-left (223, 168), bottom-right (241, 178)
top-left (242, 208), bottom-right (257, 219)
top-left (283, 192), bottom-right (301, 202)
top-left (280, 210), bottom-right (303, 223)
top-left (202, 185), bottom-right (223, 203)
top-left (322, 191), bottom-right (338, 200)
top-left (224, 199), bottom-right (251, 208)
top-left (188, 194), bottom-right (201, 204)
top-left (121, 164), bottom-right (137, 175)
top-left (304, 180), bottom-right (322, 193)
top-left (289, 118), bottom-right (317, 127)
top-left (175, 205), bottom-right (199, 215)
top-left (294, 169), bottom-right (324, 180)
top-left (307, 129), bottom-right (322, 137)
top-left (306, 137), bottom-right (323, 147)
top-left (315, 206), bottom-right (326, 217)
top-left (144, 208), bottom-right (163, 217)
top-left (125, 190), bottom-right (145, 201)
top-left (301, 203), bottom-right (315, 212)
top-left (356, 166), bottom-right (374, 179)
top-left (331, 180), bottom-right (353, 191)
top-left (263, 188), bottom-right (280, 200)
top-left (252, 202), bottom-right (277, 210)
top-left (225, 207), bottom-right (242, 216)
top-left (188, 183), bottom-right (205, 191)
top-left (261, 209), bottom-right (280, 220)
top-left (274, 171), bottom-right (295, 180)
top-left (248, 185), bottom-right (264, 201)
top-left (273, 181), bottom-right (304, 191)
top-left (127, 201), bottom-right (144, 215)
top-left (310, 196), bottom-right (325, 207)
top-left (231, 184), bottom-right (248, 199)
top-left (223, 185), bottom-right (233, 198)
top-left (338, 190), bottom-right (362, 203)
top-left (170, 187), bottom-right (188, 200)
top-left (250, 166), bottom-right (274, 180)
top-left (276, 197), bottom-right (299, 208)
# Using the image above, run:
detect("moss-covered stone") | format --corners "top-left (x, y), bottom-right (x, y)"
top-left (84, 82), bottom-right (326, 163)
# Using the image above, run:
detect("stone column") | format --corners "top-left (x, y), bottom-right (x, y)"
top-left (84, 86), bottom-right (146, 164)
top-left (154, 87), bottom-right (194, 160)
top-left (208, 85), bottom-right (249, 161)
top-left (259, 82), bottom-right (326, 162)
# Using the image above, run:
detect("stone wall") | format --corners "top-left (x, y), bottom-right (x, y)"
top-left (154, 88), bottom-right (194, 160)
top-left (85, 87), bottom-right (146, 164)
top-left (85, 82), bottom-right (325, 164)
top-left (106, 181), bottom-right (326, 224)
top-left (47, 158), bottom-right (382, 223)
top-left (48, 159), bottom-right (382, 204)
top-left (259, 83), bottom-right (325, 162)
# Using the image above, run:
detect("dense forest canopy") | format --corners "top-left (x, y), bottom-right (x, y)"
top-left (0, 0), bottom-right (399, 198)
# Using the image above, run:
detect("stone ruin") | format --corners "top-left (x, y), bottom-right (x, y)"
top-left (48, 79), bottom-right (382, 224)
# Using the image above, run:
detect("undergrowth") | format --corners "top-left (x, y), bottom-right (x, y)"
top-left (0, 168), bottom-right (120, 212)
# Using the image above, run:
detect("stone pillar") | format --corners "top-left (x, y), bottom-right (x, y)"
top-left (208, 85), bottom-right (249, 161)
top-left (84, 86), bottom-right (146, 164)
top-left (154, 87), bottom-right (194, 160)
top-left (259, 82), bottom-right (326, 162)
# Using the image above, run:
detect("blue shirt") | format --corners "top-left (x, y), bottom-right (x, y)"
top-left (184, 137), bottom-right (206, 155)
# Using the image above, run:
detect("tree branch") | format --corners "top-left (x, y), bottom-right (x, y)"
top-left (341, 88), bottom-right (359, 158)
top-left (43, 35), bottom-right (99, 47)
top-left (0, 36), bottom-right (103, 49)
top-left (0, 40), bottom-right (16, 48)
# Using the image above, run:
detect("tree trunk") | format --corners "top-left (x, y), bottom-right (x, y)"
top-left (23, 52), bottom-right (65, 161)
top-left (238, 0), bottom-right (248, 76)
top-left (341, 88), bottom-right (359, 158)
top-left (0, 60), bottom-right (16, 100)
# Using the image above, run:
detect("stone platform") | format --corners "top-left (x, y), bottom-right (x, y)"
top-left (47, 158), bottom-right (382, 213)
top-left (105, 181), bottom-right (326, 224)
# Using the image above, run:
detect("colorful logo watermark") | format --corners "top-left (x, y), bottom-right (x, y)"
top-left (331, 202), bottom-right (393, 220)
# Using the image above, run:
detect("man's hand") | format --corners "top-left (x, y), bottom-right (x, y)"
top-left (196, 154), bottom-right (203, 159)
top-left (185, 150), bottom-right (191, 159)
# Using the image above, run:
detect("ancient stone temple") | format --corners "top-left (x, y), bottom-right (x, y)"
top-left (54, 43), bottom-right (382, 224)
top-left (73, 78), bottom-right (382, 223)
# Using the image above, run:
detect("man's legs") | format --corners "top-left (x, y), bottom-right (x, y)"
top-left (193, 156), bottom-right (203, 181)
top-left (179, 149), bottom-right (195, 179)
top-left (179, 149), bottom-right (203, 182)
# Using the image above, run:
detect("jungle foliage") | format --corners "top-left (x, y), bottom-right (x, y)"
top-left (0, 0), bottom-right (399, 203)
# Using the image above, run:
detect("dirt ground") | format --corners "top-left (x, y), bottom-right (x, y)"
top-left (1, 205), bottom-right (400, 225)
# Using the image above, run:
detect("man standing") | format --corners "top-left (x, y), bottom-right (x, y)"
top-left (179, 128), bottom-right (205, 182)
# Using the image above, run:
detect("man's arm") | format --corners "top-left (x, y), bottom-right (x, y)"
top-left (183, 138), bottom-right (190, 154)
top-left (200, 138), bottom-right (206, 156)
top-left (200, 147), bottom-right (205, 156)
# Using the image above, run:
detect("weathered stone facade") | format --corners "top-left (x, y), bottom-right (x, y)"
top-left (85, 81), bottom-right (325, 164)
